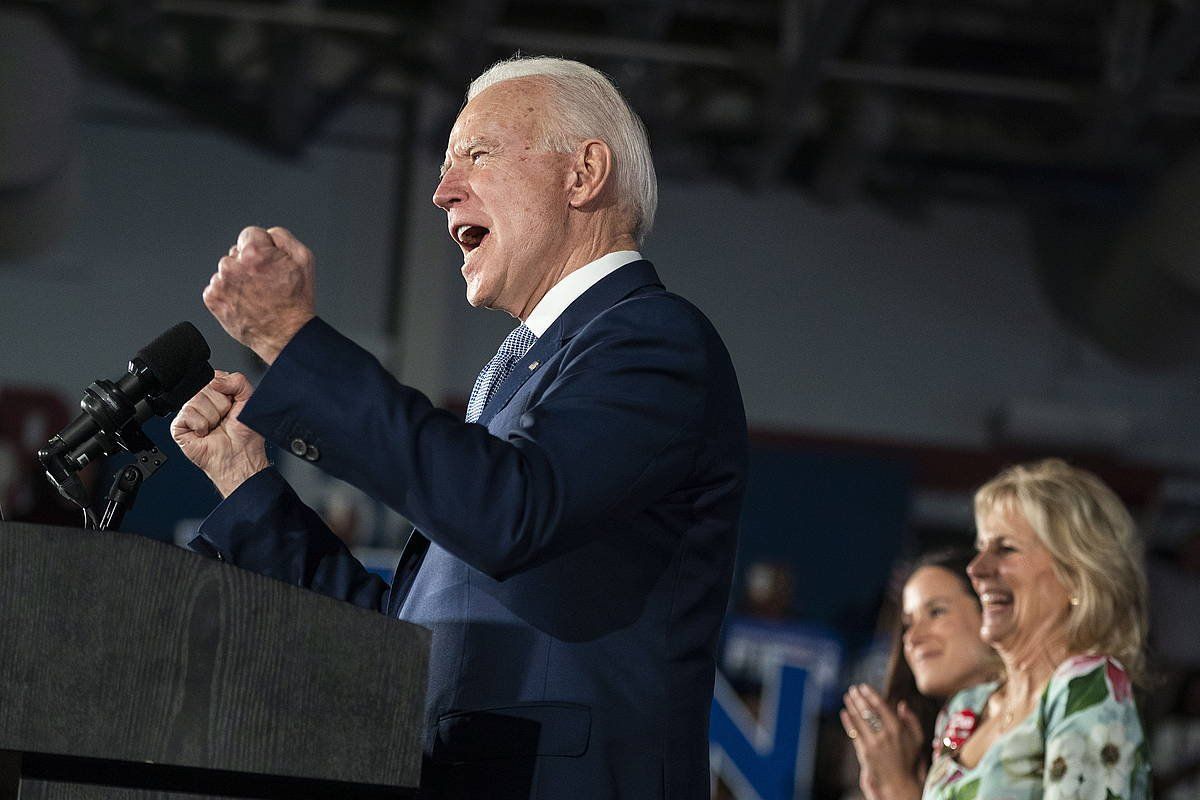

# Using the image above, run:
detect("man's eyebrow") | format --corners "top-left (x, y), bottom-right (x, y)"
top-left (439, 136), bottom-right (503, 177)
top-left (453, 135), bottom-right (501, 154)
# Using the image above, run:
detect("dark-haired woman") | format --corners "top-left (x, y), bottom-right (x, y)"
top-left (842, 549), bottom-right (998, 800)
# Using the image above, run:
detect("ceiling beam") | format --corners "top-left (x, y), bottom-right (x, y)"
top-left (752, 0), bottom-right (873, 187)
top-left (810, 7), bottom-right (907, 205)
top-left (1082, 0), bottom-right (1200, 155)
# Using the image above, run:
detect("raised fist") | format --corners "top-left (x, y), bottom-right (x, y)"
top-left (204, 226), bottom-right (316, 364)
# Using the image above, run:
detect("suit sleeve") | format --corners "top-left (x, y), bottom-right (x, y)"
top-left (193, 466), bottom-right (392, 611)
top-left (235, 297), bottom-right (719, 581)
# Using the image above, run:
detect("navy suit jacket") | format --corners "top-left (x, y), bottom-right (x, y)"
top-left (196, 260), bottom-right (747, 799)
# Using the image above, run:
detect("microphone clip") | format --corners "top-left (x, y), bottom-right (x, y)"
top-left (99, 436), bottom-right (166, 532)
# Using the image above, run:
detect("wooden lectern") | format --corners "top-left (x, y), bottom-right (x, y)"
top-left (0, 522), bottom-right (428, 799)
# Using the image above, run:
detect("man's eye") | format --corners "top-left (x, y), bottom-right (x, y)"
top-left (470, 151), bottom-right (488, 163)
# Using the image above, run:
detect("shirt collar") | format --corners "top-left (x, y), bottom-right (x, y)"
top-left (523, 250), bottom-right (642, 338)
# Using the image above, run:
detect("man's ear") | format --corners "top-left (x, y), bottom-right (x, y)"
top-left (567, 139), bottom-right (614, 209)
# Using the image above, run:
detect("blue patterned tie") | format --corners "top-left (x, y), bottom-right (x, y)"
top-left (465, 324), bottom-right (538, 423)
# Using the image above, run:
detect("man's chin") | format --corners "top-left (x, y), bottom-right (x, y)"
top-left (463, 274), bottom-right (507, 309)
top-left (462, 275), bottom-right (489, 308)
top-left (465, 286), bottom-right (505, 313)
top-left (464, 272), bottom-right (523, 317)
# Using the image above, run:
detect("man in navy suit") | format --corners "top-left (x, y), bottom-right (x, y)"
top-left (172, 57), bottom-right (747, 799)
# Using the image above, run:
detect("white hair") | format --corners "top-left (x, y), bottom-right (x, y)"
top-left (468, 56), bottom-right (658, 245)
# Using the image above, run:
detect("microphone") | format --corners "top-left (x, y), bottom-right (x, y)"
top-left (38, 322), bottom-right (214, 506)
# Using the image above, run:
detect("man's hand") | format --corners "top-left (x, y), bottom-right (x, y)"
top-left (204, 226), bottom-right (316, 364)
top-left (171, 371), bottom-right (270, 498)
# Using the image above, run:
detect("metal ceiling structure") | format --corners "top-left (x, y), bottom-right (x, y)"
top-left (12, 0), bottom-right (1200, 208)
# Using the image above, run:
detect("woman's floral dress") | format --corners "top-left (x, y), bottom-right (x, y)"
top-left (921, 655), bottom-right (1150, 800)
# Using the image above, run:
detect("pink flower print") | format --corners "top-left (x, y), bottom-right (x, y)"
top-left (1105, 659), bottom-right (1132, 704)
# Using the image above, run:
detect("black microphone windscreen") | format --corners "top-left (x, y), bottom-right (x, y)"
top-left (151, 361), bottom-right (215, 415)
top-left (135, 322), bottom-right (211, 390)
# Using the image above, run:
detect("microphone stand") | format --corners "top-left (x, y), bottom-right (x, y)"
top-left (98, 427), bottom-right (166, 532)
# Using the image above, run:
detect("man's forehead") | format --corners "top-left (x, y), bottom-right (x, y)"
top-left (453, 80), bottom-right (550, 131)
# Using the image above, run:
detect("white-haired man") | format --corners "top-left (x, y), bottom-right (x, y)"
top-left (173, 57), bottom-right (747, 799)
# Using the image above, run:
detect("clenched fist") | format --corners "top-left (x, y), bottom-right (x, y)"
top-left (171, 371), bottom-right (270, 498)
top-left (205, 226), bottom-right (316, 364)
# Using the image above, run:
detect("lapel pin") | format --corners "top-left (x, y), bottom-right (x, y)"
top-left (528, 360), bottom-right (540, 371)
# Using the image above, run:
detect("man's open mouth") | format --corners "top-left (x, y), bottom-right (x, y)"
top-left (455, 225), bottom-right (490, 252)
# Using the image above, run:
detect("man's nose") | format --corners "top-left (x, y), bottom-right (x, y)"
top-left (433, 169), bottom-right (466, 210)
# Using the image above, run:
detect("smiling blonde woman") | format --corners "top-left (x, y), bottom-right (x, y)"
top-left (922, 459), bottom-right (1150, 800)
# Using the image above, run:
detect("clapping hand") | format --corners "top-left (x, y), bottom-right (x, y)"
top-left (840, 684), bottom-right (926, 800)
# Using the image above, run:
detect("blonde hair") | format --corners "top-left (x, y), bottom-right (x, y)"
top-left (974, 459), bottom-right (1148, 684)
top-left (468, 56), bottom-right (657, 246)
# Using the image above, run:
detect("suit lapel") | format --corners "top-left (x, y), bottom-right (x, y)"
top-left (395, 261), bottom-right (665, 611)
top-left (477, 261), bottom-right (664, 428)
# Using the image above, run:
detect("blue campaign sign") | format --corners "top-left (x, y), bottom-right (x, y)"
top-left (721, 616), bottom-right (843, 711)
top-left (710, 663), bottom-right (814, 800)
top-left (710, 618), bottom-right (841, 799)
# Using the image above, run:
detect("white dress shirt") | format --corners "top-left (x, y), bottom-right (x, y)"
top-left (522, 250), bottom-right (643, 337)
